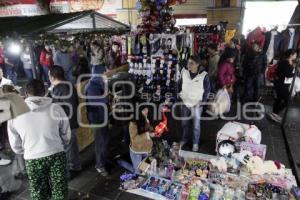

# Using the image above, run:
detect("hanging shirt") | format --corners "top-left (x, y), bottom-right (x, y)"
top-left (288, 30), bottom-right (295, 50)
top-left (266, 31), bottom-right (277, 63)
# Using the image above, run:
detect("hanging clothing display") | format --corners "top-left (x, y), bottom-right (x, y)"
top-left (280, 28), bottom-right (300, 54)
top-left (246, 27), bottom-right (266, 49)
top-left (187, 24), bottom-right (226, 59)
top-left (263, 30), bottom-right (283, 63)
top-left (225, 29), bottom-right (236, 44)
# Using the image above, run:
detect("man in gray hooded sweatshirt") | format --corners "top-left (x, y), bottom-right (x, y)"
top-left (7, 79), bottom-right (71, 200)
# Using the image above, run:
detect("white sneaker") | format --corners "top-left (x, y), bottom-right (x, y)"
top-left (192, 144), bottom-right (199, 152)
top-left (0, 157), bottom-right (11, 166)
top-left (96, 167), bottom-right (109, 177)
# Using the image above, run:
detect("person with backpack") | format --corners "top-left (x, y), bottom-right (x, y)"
top-left (242, 42), bottom-right (268, 103)
top-left (269, 49), bottom-right (298, 123)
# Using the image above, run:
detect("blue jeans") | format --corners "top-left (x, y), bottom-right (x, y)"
top-left (65, 129), bottom-right (81, 171)
top-left (181, 105), bottom-right (203, 145)
top-left (92, 65), bottom-right (106, 75)
top-left (24, 69), bottom-right (33, 81)
top-left (244, 75), bottom-right (260, 102)
top-left (42, 65), bottom-right (50, 85)
top-left (5, 67), bottom-right (17, 85)
top-left (93, 126), bottom-right (109, 169)
top-left (209, 76), bottom-right (217, 94)
top-left (130, 149), bottom-right (148, 174)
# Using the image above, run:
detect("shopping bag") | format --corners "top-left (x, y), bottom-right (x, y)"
top-left (216, 122), bottom-right (245, 151)
top-left (244, 125), bottom-right (261, 144)
top-left (291, 77), bottom-right (300, 97)
top-left (209, 88), bottom-right (231, 116)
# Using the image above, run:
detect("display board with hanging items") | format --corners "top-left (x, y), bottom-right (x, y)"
top-left (186, 22), bottom-right (228, 58)
top-left (128, 0), bottom-right (192, 104)
top-left (127, 33), bottom-right (193, 104)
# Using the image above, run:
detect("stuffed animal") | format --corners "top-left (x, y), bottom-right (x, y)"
top-left (210, 157), bottom-right (227, 172)
top-left (232, 150), bottom-right (253, 165)
top-left (245, 156), bottom-right (286, 175)
top-left (210, 184), bottom-right (224, 200)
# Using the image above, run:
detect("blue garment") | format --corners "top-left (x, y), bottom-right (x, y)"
top-left (5, 67), bottom-right (17, 85)
top-left (130, 149), bottom-right (148, 174)
top-left (288, 30), bottom-right (295, 50)
top-left (24, 69), bottom-right (33, 81)
top-left (181, 105), bottom-right (203, 144)
top-left (85, 76), bottom-right (108, 125)
top-left (92, 65), bottom-right (106, 75)
top-left (65, 129), bottom-right (81, 171)
top-left (181, 105), bottom-right (203, 145)
top-left (42, 65), bottom-right (50, 85)
top-left (243, 75), bottom-right (261, 102)
top-left (53, 51), bottom-right (74, 83)
top-left (93, 126), bottom-right (109, 169)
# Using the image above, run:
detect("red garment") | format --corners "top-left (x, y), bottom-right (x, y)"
top-left (0, 47), bottom-right (4, 64)
top-left (247, 27), bottom-right (266, 49)
top-left (40, 49), bottom-right (53, 67)
top-left (218, 61), bottom-right (236, 87)
top-left (154, 107), bottom-right (169, 137)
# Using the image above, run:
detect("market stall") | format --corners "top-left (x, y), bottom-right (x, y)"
top-left (118, 0), bottom-right (300, 198)
top-left (120, 122), bottom-right (300, 200)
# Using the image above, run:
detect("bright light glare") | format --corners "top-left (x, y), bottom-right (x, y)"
top-left (9, 43), bottom-right (21, 55)
top-left (176, 18), bottom-right (207, 26)
top-left (243, 1), bottom-right (297, 35)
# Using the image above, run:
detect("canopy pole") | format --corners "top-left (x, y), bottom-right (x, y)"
top-left (92, 13), bottom-right (96, 30)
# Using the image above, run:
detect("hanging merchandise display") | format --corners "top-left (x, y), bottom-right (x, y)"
top-left (185, 23), bottom-right (227, 59)
top-left (127, 33), bottom-right (193, 104)
top-left (135, 0), bottom-right (184, 34)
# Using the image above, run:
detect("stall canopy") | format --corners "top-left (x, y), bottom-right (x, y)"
top-left (290, 3), bottom-right (300, 24)
top-left (0, 10), bottom-right (130, 36)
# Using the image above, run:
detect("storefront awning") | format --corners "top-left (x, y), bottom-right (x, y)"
top-left (0, 10), bottom-right (130, 36)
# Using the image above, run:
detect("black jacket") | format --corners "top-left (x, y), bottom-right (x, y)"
top-left (242, 50), bottom-right (267, 76)
top-left (274, 59), bottom-right (295, 86)
top-left (263, 31), bottom-right (283, 58)
top-left (50, 83), bottom-right (79, 129)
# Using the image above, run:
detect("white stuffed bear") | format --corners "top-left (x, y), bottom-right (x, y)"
top-left (210, 157), bottom-right (227, 172)
top-left (246, 156), bottom-right (286, 175)
top-left (232, 150), bottom-right (253, 165)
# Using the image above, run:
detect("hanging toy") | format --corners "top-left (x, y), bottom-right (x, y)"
top-left (151, 58), bottom-right (156, 74)
top-left (133, 62), bottom-right (139, 75)
top-left (160, 59), bottom-right (165, 75)
top-left (154, 106), bottom-right (169, 137)
top-left (128, 59), bottom-right (134, 74)
top-left (142, 58), bottom-right (147, 76)
top-left (140, 35), bottom-right (148, 54)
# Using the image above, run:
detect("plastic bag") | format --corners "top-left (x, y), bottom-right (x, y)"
top-left (216, 122), bottom-right (262, 152)
top-left (244, 125), bottom-right (261, 144)
top-left (291, 77), bottom-right (300, 97)
top-left (216, 122), bottom-right (245, 152)
top-left (209, 89), bottom-right (231, 116)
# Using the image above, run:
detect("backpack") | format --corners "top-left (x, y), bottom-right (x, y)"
top-left (265, 63), bottom-right (278, 82)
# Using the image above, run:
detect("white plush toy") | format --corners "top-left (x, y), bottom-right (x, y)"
top-left (245, 156), bottom-right (286, 175)
top-left (232, 150), bottom-right (253, 165)
top-left (210, 157), bottom-right (227, 172)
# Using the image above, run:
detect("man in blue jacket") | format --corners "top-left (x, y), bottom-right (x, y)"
top-left (85, 67), bottom-right (109, 176)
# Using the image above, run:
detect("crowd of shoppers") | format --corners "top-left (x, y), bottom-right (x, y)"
top-left (0, 32), bottom-right (298, 199)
